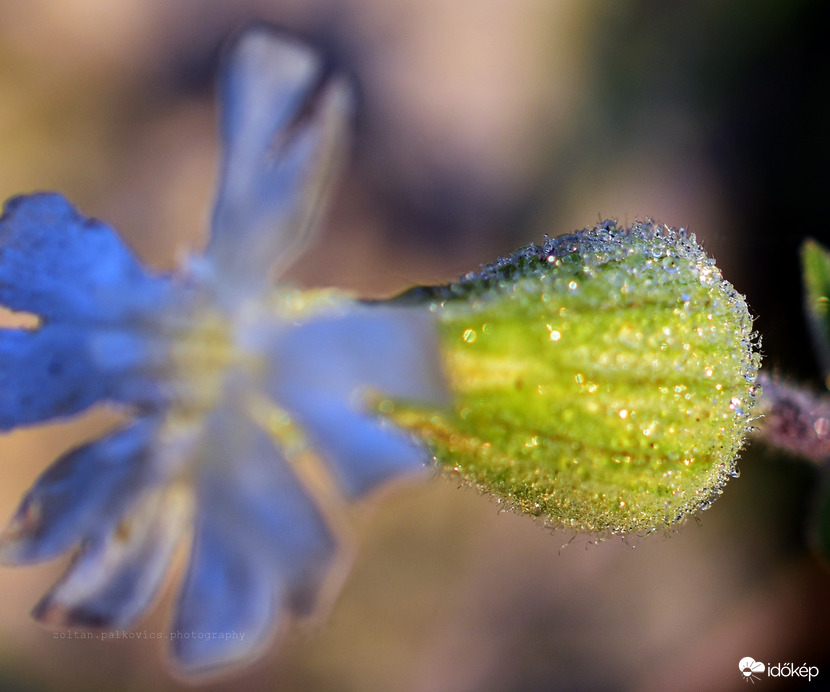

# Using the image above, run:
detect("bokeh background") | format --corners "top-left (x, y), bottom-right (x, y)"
top-left (0, 1), bottom-right (828, 690)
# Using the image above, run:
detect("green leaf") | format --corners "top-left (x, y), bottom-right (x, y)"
top-left (388, 221), bottom-right (761, 534)
top-left (801, 239), bottom-right (830, 385)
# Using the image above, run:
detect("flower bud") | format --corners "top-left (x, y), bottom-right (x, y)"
top-left (389, 221), bottom-right (760, 534)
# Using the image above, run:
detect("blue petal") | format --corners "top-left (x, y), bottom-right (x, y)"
top-left (0, 418), bottom-right (158, 563)
top-left (0, 194), bottom-right (172, 429)
top-left (0, 193), bottom-right (167, 321)
top-left (0, 326), bottom-right (106, 430)
top-left (207, 28), bottom-right (352, 296)
top-left (0, 323), bottom-right (166, 431)
top-left (269, 304), bottom-right (446, 496)
top-left (195, 402), bottom-right (336, 611)
top-left (171, 509), bottom-right (278, 674)
top-left (32, 484), bottom-right (190, 628)
top-left (171, 402), bottom-right (337, 672)
top-left (280, 394), bottom-right (427, 498)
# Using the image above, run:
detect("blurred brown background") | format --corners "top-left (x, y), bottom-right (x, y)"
top-left (0, 1), bottom-right (828, 690)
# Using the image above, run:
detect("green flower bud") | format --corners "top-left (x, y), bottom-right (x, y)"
top-left (388, 221), bottom-right (761, 534)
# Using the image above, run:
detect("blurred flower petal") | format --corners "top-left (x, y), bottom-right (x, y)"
top-left (0, 418), bottom-right (158, 564)
top-left (269, 305), bottom-right (445, 496)
top-left (0, 193), bottom-right (173, 430)
top-left (171, 504), bottom-right (280, 673)
top-left (193, 399), bottom-right (337, 613)
top-left (286, 394), bottom-right (429, 497)
top-left (171, 399), bottom-right (339, 672)
top-left (0, 325), bottom-right (115, 430)
top-left (0, 321), bottom-right (169, 431)
top-left (208, 28), bottom-right (352, 296)
top-left (271, 304), bottom-right (445, 405)
top-left (0, 193), bottom-right (167, 321)
top-left (33, 484), bottom-right (191, 628)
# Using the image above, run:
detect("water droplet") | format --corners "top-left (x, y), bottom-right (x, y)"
top-left (661, 256), bottom-right (680, 274)
top-left (462, 328), bottom-right (477, 343)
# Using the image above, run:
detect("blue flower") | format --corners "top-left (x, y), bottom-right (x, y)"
top-left (0, 28), bottom-right (444, 675)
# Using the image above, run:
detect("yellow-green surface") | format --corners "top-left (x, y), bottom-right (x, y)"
top-left (801, 239), bottom-right (830, 383)
top-left (392, 222), bottom-right (761, 534)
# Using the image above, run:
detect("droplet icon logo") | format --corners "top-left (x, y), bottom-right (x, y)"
top-left (739, 657), bottom-right (765, 683)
